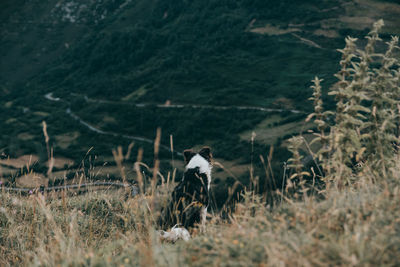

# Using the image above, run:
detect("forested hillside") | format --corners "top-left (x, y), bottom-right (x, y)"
top-left (1, 0), bottom-right (399, 192)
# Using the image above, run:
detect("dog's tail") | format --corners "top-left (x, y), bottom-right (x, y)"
top-left (158, 224), bottom-right (191, 242)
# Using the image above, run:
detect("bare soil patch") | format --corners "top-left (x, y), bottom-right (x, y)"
top-left (240, 118), bottom-right (313, 146)
top-left (0, 166), bottom-right (18, 176)
top-left (16, 172), bottom-right (48, 188)
top-left (47, 157), bottom-right (75, 169)
top-left (249, 23), bottom-right (301, 35)
top-left (213, 159), bottom-right (249, 181)
top-left (319, 0), bottom-right (400, 35)
top-left (122, 85), bottom-right (147, 101)
top-left (313, 29), bottom-right (339, 38)
top-left (17, 132), bottom-right (35, 141)
top-left (55, 131), bottom-right (80, 149)
top-left (0, 155), bottom-right (39, 169)
top-left (33, 111), bottom-right (50, 117)
top-left (5, 118), bottom-right (17, 124)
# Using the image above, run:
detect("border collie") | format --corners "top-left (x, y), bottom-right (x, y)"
top-left (159, 147), bottom-right (212, 234)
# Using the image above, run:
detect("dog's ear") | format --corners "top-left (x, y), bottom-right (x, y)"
top-left (183, 149), bottom-right (195, 164)
top-left (199, 146), bottom-right (212, 162)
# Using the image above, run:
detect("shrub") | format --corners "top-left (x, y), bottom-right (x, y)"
top-left (289, 20), bottom-right (400, 188)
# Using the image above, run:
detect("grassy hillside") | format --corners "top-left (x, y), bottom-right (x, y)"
top-left (1, 0), bottom-right (400, 191)
top-left (1, 173), bottom-right (400, 266)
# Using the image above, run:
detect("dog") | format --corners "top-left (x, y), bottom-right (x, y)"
top-left (159, 147), bottom-right (212, 233)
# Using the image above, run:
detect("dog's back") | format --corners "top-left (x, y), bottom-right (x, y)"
top-left (159, 147), bottom-right (212, 229)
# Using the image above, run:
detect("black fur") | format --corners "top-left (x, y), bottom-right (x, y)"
top-left (199, 147), bottom-right (212, 163)
top-left (183, 149), bottom-right (196, 164)
top-left (159, 166), bottom-right (210, 229)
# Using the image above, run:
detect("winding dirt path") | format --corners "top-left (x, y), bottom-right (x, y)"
top-left (44, 92), bottom-right (304, 156)
top-left (45, 92), bottom-right (180, 155)
top-left (65, 107), bottom-right (176, 154)
top-left (70, 93), bottom-right (304, 114)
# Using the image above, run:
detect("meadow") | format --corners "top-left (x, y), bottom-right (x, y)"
top-left (1, 176), bottom-right (399, 266)
top-left (1, 20), bottom-right (400, 266)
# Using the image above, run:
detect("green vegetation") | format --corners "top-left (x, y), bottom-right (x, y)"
top-left (1, 0), bottom-right (399, 184)
top-left (23, 0), bottom-right (343, 106)
top-left (1, 14), bottom-right (400, 266)
top-left (290, 20), bottom-right (400, 187)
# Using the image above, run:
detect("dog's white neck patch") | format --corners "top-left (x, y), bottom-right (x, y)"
top-left (185, 154), bottom-right (212, 188)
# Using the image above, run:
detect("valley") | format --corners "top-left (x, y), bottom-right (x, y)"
top-left (1, 0), bottom-right (399, 194)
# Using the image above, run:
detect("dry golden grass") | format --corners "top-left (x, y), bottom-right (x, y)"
top-left (16, 172), bottom-right (48, 188)
top-left (1, 168), bottom-right (399, 266)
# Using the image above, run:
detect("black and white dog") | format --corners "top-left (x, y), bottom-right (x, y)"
top-left (159, 147), bottom-right (212, 231)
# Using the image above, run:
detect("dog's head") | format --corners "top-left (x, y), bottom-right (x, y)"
top-left (183, 147), bottom-right (212, 176)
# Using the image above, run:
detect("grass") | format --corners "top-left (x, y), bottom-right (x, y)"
top-left (240, 117), bottom-right (313, 146)
top-left (0, 18), bottom-right (399, 266)
top-left (1, 169), bottom-right (399, 266)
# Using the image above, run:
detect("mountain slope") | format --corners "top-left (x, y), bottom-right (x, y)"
top-left (0, 0), bottom-right (399, 185)
top-left (2, 0), bottom-right (344, 105)
top-left (3, 0), bottom-right (400, 107)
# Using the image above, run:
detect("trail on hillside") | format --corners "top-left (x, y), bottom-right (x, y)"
top-left (45, 92), bottom-right (304, 156)
top-left (70, 93), bottom-right (304, 114)
top-left (45, 93), bottom-right (181, 155)
top-left (66, 108), bottom-right (177, 154)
